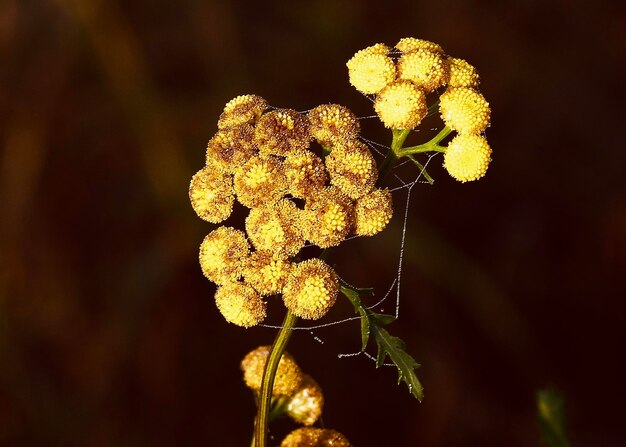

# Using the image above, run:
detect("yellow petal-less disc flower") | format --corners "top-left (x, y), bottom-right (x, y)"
top-left (354, 188), bottom-right (393, 236)
top-left (446, 57), bottom-right (480, 88)
top-left (443, 134), bottom-right (492, 182)
top-left (254, 109), bottom-right (312, 157)
top-left (245, 200), bottom-right (304, 258)
top-left (325, 141), bottom-right (378, 200)
top-left (346, 50), bottom-right (396, 95)
top-left (286, 374), bottom-right (324, 426)
top-left (241, 346), bottom-right (304, 397)
top-left (307, 104), bottom-right (360, 148)
top-left (398, 49), bottom-right (449, 93)
top-left (395, 37), bottom-right (444, 54)
top-left (280, 428), bottom-right (352, 447)
top-left (374, 80), bottom-right (428, 130)
top-left (189, 166), bottom-right (234, 223)
top-left (217, 94), bottom-right (268, 130)
top-left (439, 87), bottom-right (491, 134)
top-left (282, 258), bottom-right (339, 320)
top-left (234, 155), bottom-right (287, 208)
top-left (199, 227), bottom-right (250, 285)
top-left (206, 124), bottom-right (256, 174)
top-left (284, 150), bottom-right (328, 199)
top-left (303, 187), bottom-right (354, 249)
top-left (360, 42), bottom-right (391, 55)
top-left (243, 251), bottom-right (293, 296)
top-left (214, 282), bottom-right (266, 327)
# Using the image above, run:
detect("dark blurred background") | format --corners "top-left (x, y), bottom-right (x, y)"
top-left (1, 0), bottom-right (625, 445)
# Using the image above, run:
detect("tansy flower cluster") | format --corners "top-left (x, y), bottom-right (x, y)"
top-left (241, 346), bottom-right (351, 446)
top-left (190, 95), bottom-right (394, 328)
top-left (347, 37), bottom-right (494, 182)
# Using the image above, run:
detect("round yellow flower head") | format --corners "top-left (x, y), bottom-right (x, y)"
top-left (361, 42), bottom-right (391, 55)
top-left (307, 104), bottom-right (360, 147)
top-left (189, 166), bottom-right (234, 223)
top-left (439, 87), bottom-right (491, 134)
top-left (284, 150), bottom-right (328, 199)
top-left (245, 200), bottom-right (304, 258)
top-left (243, 251), bottom-right (293, 296)
top-left (374, 80), bottom-right (428, 129)
top-left (286, 374), bottom-right (324, 426)
top-left (217, 94), bottom-right (268, 130)
top-left (199, 226), bottom-right (250, 285)
top-left (395, 37), bottom-right (444, 54)
top-left (282, 258), bottom-right (338, 320)
top-left (234, 155), bottom-right (287, 208)
top-left (354, 188), bottom-right (393, 236)
top-left (303, 187), bottom-right (354, 248)
top-left (254, 109), bottom-right (312, 157)
top-left (206, 124), bottom-right (256, 174)
top-left (443, 134), bottom-right (492, 182)
top-left (241, 346), bottom-right (304, 396)
top-left (214, 282), bottom-right (266, 327)
top-left (398, 49), bottom-right (449, 93)
top-left (346, 50), bottom-right (396, 95)
top-left (280, 428), bottom-right (352, 447)
top-left (446, 57), bottom-right (480, 88)
top-left (325, 141), bottom-right (378, 200)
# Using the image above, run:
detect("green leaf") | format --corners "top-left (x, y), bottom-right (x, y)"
top-left (537, 389), bottom-right (570, 447)
top-left (340, 283), bottom-right (424, 401)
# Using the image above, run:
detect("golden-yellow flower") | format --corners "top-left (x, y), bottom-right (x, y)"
top-left (217, 94), bottom-right (268, 130)
top-left (303, 187), bottom-right (354, 249)
top-left (346, 50), bottom-right (396, 95)
top-left (241, 346), bottom-right (304, 396)
top-left (199, 227), bottom-right (250, 285)
top-left (374, 80), bottom-right (428, 129)
top-left (282, 258), bottom-right (338, 320)
top-left (398, 49), bottom-right (448, 93)
top-left (206, 124), bottom-right (256, 174)
top-left (233, 155), bottom-right (287, 208)
top-left (446, 57), bottom-right (480, 88)
top-left (214, 282), bottom-right (266, 327)
top-left (284, 150), bottom-right (328, 199)
top-left (395, 37), bottom-right (444, 54)
top-left (243, 251), bottom-right (293, 296)
top-left (325, 141), bottom-right (378, 200)
top-left (245, 199), bottom-right (305, 258)
top-left (307, 104), bottom-right (360, 147)
top-left (286, 374), bottom-right (324, 426)
top-left (255, 109), bottom-right (312, 157)
top-left (443, 134), bottom-right (492, 182)
top-left (354, 188), bottom-right (393, 236)
top-left (189, 166), bottom-right (234, 223)
top-left (280, 428), bottom-right (352, 447)
top-left (439, 87), bottom-right (491, 134)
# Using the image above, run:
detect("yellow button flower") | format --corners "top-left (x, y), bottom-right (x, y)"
top-left (303, 187), bottom-right (354, 249)
top-left (398, 49), bottom-right (448, 93)
top-left (395, 37), bottom-right (444, 54)
top-left (206, 124), bottom-right (256, 174)
top-left (217, 94), bottom-right (268, 130)
top-left (439, 87), bottom-right (491, 134)
top-left (280, 428), bottom-right (352, 447)
top-left (286, 374), bottom-right (324, 426)
top-left (374, 80), bottom-right (428, 130)
top-left (282, 258), bottom-right (339, 320)
top-left (199, 226), bottom-right (250, 285)
top-left (245, 199), bottom-right (304, 258)
top-left (446, 57), bottom-right (480, 88)
top-left (325, 141), bottom-right (378, 200)
top-left (255, 109), bottom-right (312, 157)
top-left (354, 188), bottom-right (393, 236)
top-left (214, 282), bottom-right (266, 327)
top-left (233, 155), bottom-right (287, 208)
top-left (307, 104), bottom-right (360, 148)
top-left (347, 49), bottom-right (396, 95)
top-left (241, 346), bottom-right (304, 396)
top-left (443, 134), bottom-right (492, 182)
top-left (284, 150), bottom-right (328, 199)
top-left (189, 166), bottom-right (234, 223)
top-left (243, 251), bottom-right (293, 296)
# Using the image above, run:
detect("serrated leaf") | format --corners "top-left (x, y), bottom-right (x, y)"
top-left (341, 284), bottom-right (370, 350)
top-left (537, 389), bottom-right (570, 447)
top-left (370, 322), bottom-right (424, 401)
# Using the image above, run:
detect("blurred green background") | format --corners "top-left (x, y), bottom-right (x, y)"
top-left (1, 0), bottom-right (625, 445)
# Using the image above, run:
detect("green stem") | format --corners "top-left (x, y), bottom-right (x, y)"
top-left (254, 310), bottom-right (298, 447)
top-left (378, 129), bottom-right (411, 181)
top-left (398, 126), bottom-right (451, 156)
top-left (406, 155), bottom-right (435, 185)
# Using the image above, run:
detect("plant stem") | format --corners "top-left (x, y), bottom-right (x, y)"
top-left (378, 129), bottom-right (411, 181)
top-left (399, 126), bottom-right (451, 156)
top-left (254, 310), bottom-right (298, 447)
